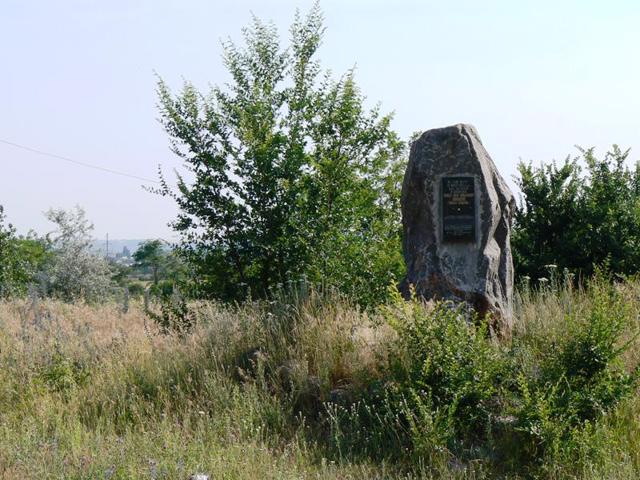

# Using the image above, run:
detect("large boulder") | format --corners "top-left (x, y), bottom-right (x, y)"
top-left (400, 124), bottom-right (515, 333)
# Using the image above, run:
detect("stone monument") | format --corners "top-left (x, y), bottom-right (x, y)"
top-left (400, 123), bottom-right (515, 333)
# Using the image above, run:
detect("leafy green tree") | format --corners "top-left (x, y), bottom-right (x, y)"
top-left (133, 240), bottom-right (166, 285)
top-left (132, 240), bottom-right (188, 298)
top-left (0, 206), bottom-right (24, 296)
top-left (14, 235), bottom-right (50, 287)
top-left (513, 146), bottom-right (640, 280)
top-left (156, 5), bottom-right (405, 305)
top-left (0, 206), bottom-right (48, 297)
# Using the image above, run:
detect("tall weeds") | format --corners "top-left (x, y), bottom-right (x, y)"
top-left (0, 276), bottom-right (639, 478)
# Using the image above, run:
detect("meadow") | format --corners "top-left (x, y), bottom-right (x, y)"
top-left (1, 275), bottom-right (640, 479)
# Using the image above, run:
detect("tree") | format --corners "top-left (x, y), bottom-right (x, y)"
top-left (42, 206), bottom-right (114, 302)
top-left (0, 206), bottom-right (48, 297)
top-left (156, 4), bottom-right (405, 305)
top-left (133, 240), bottom-right (166, 285)
top-left (513, 146), bottom-right (640, 280)
top-left (0, 206), bottom-right (24, 297)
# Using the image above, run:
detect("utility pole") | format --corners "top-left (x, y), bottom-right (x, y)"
top-left (106, 232), bottom-right (109, 259)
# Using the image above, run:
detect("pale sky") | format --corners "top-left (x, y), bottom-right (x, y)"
top-left (2, 0), bottom-right (639, 239)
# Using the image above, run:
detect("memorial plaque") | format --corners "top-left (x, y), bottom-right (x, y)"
top-left (442, 176), bottom-right (475, 242)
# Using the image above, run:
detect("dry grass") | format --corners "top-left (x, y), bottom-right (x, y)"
top-left (1, 280), bottom-right (640, 479)
top-left (0, 293), bottom-right (405, 479)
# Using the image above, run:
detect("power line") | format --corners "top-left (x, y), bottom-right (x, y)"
top-left (0, 138), bottom-right (159, 184)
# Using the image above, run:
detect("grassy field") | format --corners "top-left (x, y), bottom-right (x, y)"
top-left (1, 277), bottom-right (640, 479)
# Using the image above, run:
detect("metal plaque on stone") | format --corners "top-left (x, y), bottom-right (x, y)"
top-left (442, 176), bottom-right (476, 243)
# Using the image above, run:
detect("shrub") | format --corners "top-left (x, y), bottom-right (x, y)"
top-left (325, 280), bottom-right (639, 473)
top-left (0, 206), bottom-right (48, 297)
top-left (41, 206), bottom-right (114, 303)
top-left (39, 347), bottom-right (91, 394)
top-left (363, 295), bottom-right (506, 463)
top-left (511, 274), bottom-right (640, 464)
top-left (144, 287), bottom-right (196, 334)
top-left (513, 146), bottom-right (640, 280)
top-left (126, 282), bottom-right (146, 298)
top-left (386, 299), bottom-right (505, 446)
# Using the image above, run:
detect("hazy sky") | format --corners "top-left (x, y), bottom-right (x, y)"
top-left (2, 0), bottom-right (639, 239)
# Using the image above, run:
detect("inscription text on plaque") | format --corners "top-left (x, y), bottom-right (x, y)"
top-left (442, 176), bottom-right (476, 243)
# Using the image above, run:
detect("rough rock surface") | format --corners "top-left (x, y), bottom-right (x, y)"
top-left (401, 124), bottom-right (515, 332)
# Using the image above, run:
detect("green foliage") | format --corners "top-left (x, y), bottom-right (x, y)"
top-left (41, 207), bottom-right (115, 303)
top-left (512, 274), bottom-right (639, 464)
top-left (513, 146), bottom-right (640, 280)
top-left (155, 4), bottom-right (405, 306)
top-left (322, 280), bottom-right (639, 472)
top-left (133, 239), bottom-right (166, 285)
top-left (332, 296), bottom-right (508, 465)
top-left (129, 240), bottom-right (190, 300)
top-left (126, 281), bottom-right (146, 297)
top-left (0, 206), bottom-right (20, 297)
top-left (0, 206), bottom-right (49, 297)
top-left (39, 347), bottom-right (91, 394)
top-left (386, 299), bottom-right (506, 447)
top-left (144, 287), bottom-right (196, 334)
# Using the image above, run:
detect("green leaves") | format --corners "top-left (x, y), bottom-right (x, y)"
top-left (513, 146), bottom-right (640, 280)
top-left (511, 274), bottom-right (638, 464)
top-left (156, 4), bottom-right (405, 305)
top-left (371, 279), bottom-right (639, 469)
top-left (0, 205), bottom-right (49, 297)
top-left (133, 239), bottom-right (168, 285)
top-left (384, 299), bottom-right (507, 451)
top-left (0, 205), bottom-right (23, 297)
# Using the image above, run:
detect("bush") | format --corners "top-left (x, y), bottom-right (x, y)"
top-left (126, 282), bottom-right (146, 298)
top-left (0, 206), bottom-right (48, 297)
top-left (39, 347), bottom-right (91, 394)
top-left (41, 206), bottom-right (114, 303)
top-left (325, 280), bottom-right (639, 473)
top-left (144, 286), bottom-right (196, 334)
top-left (513, 146), bottom-right (640, 280)
top-left (386, 297), bottom-right (505, 447)
top-left (511, 273), bottom-right (639, 465)
top-left (323, 294), bottom-right (504, 466)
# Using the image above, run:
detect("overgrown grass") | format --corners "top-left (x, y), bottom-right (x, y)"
top-left (1, 276), bottom-right (639, 479)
